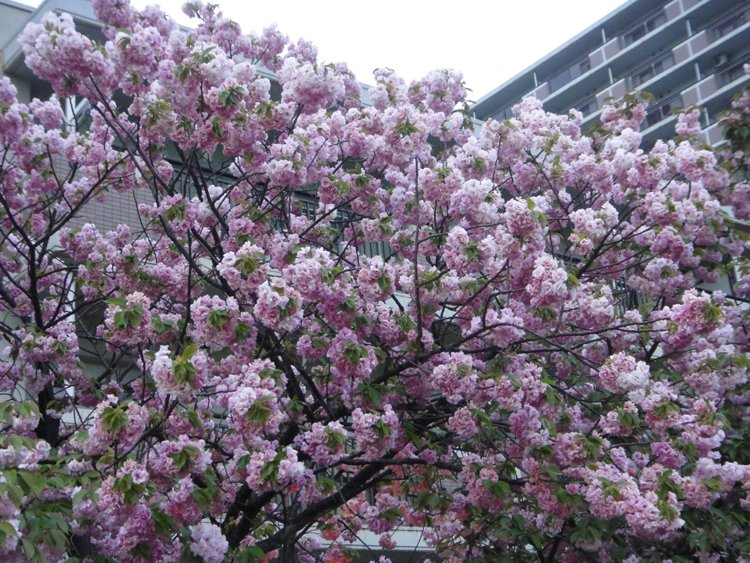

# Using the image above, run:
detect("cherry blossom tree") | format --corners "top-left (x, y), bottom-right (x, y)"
top-left (1, 0), bottom-right (749, 561)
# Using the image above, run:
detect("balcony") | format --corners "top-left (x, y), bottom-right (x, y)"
top-left (717, 51), bottom-right (750, 88)
top-left (708, 3), bottom-right (750, 42)
top-left (598, 0), bottom-right (742, 78)
top-left (574, 94), bottom-right (598, 117)
top-left (620, 8), bottom-right (667, 48)
top-left (628, 51), bottom-right (675, 89)
top-left (644, 94), bottom-right (682, 129)
top-left (296, 195), bottom-right (392, 259)
top-left (548, 56), bottom-right (592, 93)
top-left (491, 102), bottom-right (516, 122)
top-left (473, 0), bottom-right (746, 127)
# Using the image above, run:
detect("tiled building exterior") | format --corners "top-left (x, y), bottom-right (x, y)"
top-left (472, 0), bottom-right (750, 147)
top-left (2, 0), bottom-right (156, 233)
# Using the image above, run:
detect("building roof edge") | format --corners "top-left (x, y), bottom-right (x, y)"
top-left (472, 0), bottom-right (639, 115)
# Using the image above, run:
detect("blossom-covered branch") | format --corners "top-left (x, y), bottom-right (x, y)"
top-left (0, 1), bottom-right (749, 561)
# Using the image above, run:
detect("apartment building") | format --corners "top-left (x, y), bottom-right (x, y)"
top-left (472, 0), bottom-right (750, 147)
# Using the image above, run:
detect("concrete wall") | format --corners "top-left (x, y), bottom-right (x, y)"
top-left (0, 1), bottom-right (32, 58)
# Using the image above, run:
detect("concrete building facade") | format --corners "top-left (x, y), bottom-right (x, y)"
top-left (472, 0), bottom-right (750, 147)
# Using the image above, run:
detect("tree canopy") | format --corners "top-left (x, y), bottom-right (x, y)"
top-left (1, 0), bottom-right (749, 561)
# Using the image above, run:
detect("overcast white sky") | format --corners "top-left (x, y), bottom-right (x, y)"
top-left (130, 0), bottom-right (626, 101)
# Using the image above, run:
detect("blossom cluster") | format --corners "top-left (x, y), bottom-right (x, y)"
top-left (0, 0), bottom-right (748, 561)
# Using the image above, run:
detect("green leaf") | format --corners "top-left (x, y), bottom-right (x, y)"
top-left (101, 405), bottom-right (127, 435)
top-left (211, 116), bottom-right (224, 137)
top-left (376, 274), bottom-right (391, 293)
top-left (149, 311), bottom-right (172, 334)
top-left (343, 344), bottom-right (363, 363)
top-left (218, 85), bottom-right (243, 107)
top-left (21, 538), bottom-right (37, 560)
top-left (186, 410), bottom-right (202, 429)
top-left (48, 529), bottom-right (68, 550)
top-left (483, 479), bottom-right (511, 499)
top-left (3, 473), bottom-right (24, 506)
top-left (702, 302), bottom-right (723, 323)
top-left (532, 307), bottom-right (556, 321)
top-left (131, 543), bottom-right (152, 560)
top-left (259, 461), bottom-right (277, 483)
top-left (579, 435), bottom-right (603, 459)
top-left (18, 470), bottom-right (47, 496)
top-left (380, 506), bottom-right (402, 521)
top-left (463, 241), bottom-right (482, 261)
top-left (237, 545), bottom-right (266, 563)
top-left (113, 311), bottom-right (128, 330)
top-left (164, 200), bottom-right (186, 221)
top-left (192, 487), bottom-right (212, 511)
top-left (246, 398), bottom-right (271, 424)
top-left (373, 419), bottom-right (391, 439)
top-left (339, 297), bottom-right (356, 313)
top-left (171, 450), bottom-right (192, 472)
top-left (0, 521), bottom-right (16, 538)
top-left (396, 313), bottom-right (416, 333)
top-left (207, 309), bottom-right (229, 328)
top-left (703, 477), bottom-right (722, 493)
top-left (151, 506), bottom-right (175, 535)
top-left (233, 321), bottom-right (252, 340)
top-left (182, 343), bottom-right (198, 359)
top-left (325, 428), bottom-right (346, 449)
top-left (317, 475), bottom-right (336, 492)
top-left (395, 119), bottom-right (418, 137)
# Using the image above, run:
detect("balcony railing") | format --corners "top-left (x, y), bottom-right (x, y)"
top-left (296, 195), bottom-right (392, 259)
top-left (611, 278), bottom-right (639, 317)
top-left (708, 4), bottom-right (750, 42)
top-left (620, 8), bottom-right (667, 48)
top-left (548, 56), bottom-right (591, 93)
top-left (644, 94), bottom-right (682, 129)
top-left (575, 95), bottom-right (598, 117)
top-left (628, 51), bottom-right (675, 88)
top-left (492, 103), bottom-right (515, 121)
top-left (717, 51), bottom-right (750, 87)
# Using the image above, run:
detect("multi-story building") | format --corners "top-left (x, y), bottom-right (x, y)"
top-left (472, 0), bottom-right (750, 147)
top-left (2, 0), bottom-right (145, 233)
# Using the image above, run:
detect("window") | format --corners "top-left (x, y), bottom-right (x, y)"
top-left (63, 96), bottom-right (92, 133)
top-left (492, 104), bottom-right (515, 121)
top-left (611, 278), bottom-right (639, 317)
top-left (622, 10), bottom-right (666, 47)
top-left (628, 52), bottom-right (674, 88)
top-left (576, 97), bottom-right (598, 117)
top-left (549, 56), bottom-right (591, 92)
top-left (644, 94), bottom-right (681, 128)
top-left (295, 194), bottom-right (392, 259)
top-left (718, 53), bottom-right (750, 87)
top-left (709, 7), bottom-right (748, 41)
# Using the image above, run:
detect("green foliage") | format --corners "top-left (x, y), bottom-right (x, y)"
top-left (207, 308), bottom-right (229, 327)
top-left (101, 405), bottom-right (127, 435)
top-left (112, 303), bottom-right (143, 331)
